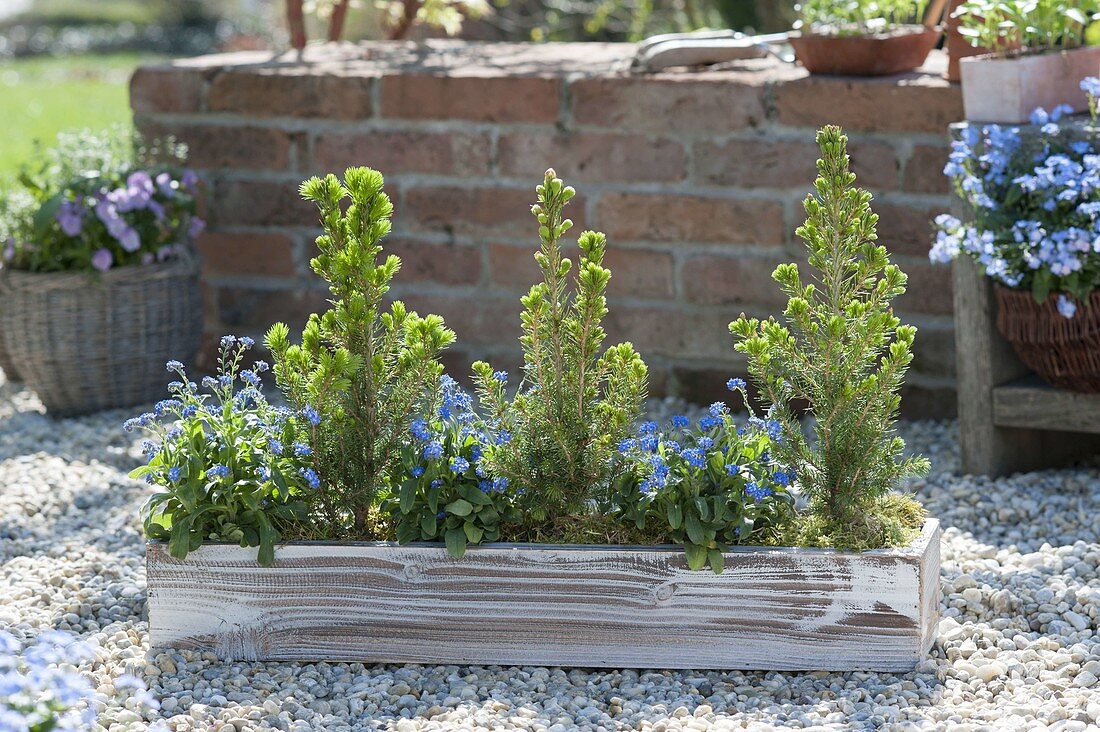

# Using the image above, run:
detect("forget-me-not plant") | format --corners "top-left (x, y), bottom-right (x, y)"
top-left (933, 78), bottom-right (1100, 317)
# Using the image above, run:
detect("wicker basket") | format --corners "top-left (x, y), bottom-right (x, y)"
top-left (0, 256), bottom-right (203, 415)
top-left (994, 285), bottom-right (1100, 393)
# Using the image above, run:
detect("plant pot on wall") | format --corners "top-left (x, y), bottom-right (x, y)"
top-left (0, 255), bottom-right (203, 416)
top-left (960, 47), bottom-right (1100, 123)
top-left (944, 0), bottom-right (992, 81)
top-left (790, 25), bottom-right (942, 76)
top-left (994, 286), bottom-right (1100, 393)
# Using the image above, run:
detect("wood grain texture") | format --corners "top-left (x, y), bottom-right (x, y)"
top-left (994, 377), bottom-right (1100, 433)
top-left (147, 520), bottom-right (940, 671)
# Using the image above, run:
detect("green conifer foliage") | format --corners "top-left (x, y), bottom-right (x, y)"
top-left (473, 169), bottom-right (648, 523)
top-left (729, 127), bottom-right (929, 549)
top-left (265, 168), bottom-right (455, 537)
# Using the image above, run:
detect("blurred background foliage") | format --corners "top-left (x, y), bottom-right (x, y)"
top-left (0, 0), bottom-right (796, 170)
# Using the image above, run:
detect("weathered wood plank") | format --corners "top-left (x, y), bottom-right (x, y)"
top-left (147, 520), bottom-right (941, 671)
top-left (993, 377), bottom-right (1100, 434)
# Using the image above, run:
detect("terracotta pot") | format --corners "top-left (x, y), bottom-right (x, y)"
top-left (944, 0), bottom-right (988, 81)
top-left (789, 25), bottom-right (942, 76)
top-left (960, 46), bottom-right (1100, 123)
top-left (995, 285), bottom-right (1100, 393)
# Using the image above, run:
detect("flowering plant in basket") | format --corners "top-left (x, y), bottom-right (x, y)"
top-left (932, 79), bottom-right (1100, 317)
top-left (1, 125), bottom-right (203, 273)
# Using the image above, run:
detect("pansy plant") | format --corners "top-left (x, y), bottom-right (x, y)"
top-left (129, 335), bottom-right (313, 566)
top-left (932, 78), bottom-right (1100, 318)
top-left (612, 379), bottom-right (796, 573)
top-left (2, 126), bottom-right (203, 274)
top-left (390, 375), bottom-right (520, 557)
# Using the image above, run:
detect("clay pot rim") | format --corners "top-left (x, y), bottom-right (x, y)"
top-left (791, 24), bottom-right (942, 41)
top-left (959, 45), bottom-right (1100, 65)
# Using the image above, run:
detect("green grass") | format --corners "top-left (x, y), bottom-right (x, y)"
top-left (0, 52), bottom-right (164, 176)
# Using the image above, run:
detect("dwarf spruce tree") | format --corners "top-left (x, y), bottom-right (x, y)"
top-left (266, 168), bottom-right (455, 537)
top-left (473, 169), bottom-right (648, 524)
top-left (730, 126), bottom-right (929, 549)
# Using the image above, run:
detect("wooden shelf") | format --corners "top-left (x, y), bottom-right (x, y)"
top-left (993, 377), bottom-right (1100, 434)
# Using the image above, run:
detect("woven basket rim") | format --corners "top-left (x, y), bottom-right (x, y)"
top-left (993, 282), bottom-right (1100, 307)
top-left (0, 252), bottom-right (199, 293)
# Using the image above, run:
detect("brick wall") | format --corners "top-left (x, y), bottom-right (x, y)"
top-left (131, 41), bottom-right (963, 417)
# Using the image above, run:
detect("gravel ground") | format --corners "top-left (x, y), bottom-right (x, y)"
top-left (3, 375), bottom-right (1100, 731)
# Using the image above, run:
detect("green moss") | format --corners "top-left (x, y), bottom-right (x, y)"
top-left (784, 491), bottom-right (926, 551)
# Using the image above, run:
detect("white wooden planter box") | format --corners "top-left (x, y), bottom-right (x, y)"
top-left (146, 519), bottom-right (941, 671)
top-left (960, 47), bottom-right (1100, 123)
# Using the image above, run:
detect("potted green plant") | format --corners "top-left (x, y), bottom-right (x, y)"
top-left (955, 0), bottom-right (1100, 122)
top-left (139, 147), bottom-right (939, 672)
top-left (789, 0), bottom-right (944, 76)
top-left (933, 79), bottom-right (1100, 391)
top-left (0, 127), bottom-right (204, 415)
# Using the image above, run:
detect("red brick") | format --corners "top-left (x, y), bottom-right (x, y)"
top-left (603, 305), bottom-right (737, 360)
top-left (396, 293), bottom-right (521, 346)
top-left (197, 232), bottom-right (298, 278)
top-left (216, 286), bottom-right (329, 331)
top-left (571, 76), bottom-right (766, 134)
top-left (138, 122), bottom-right (294, 171)
top-left (874, 200), bottom-right (944, 257)
top-left (130, 66), bottom-right (205, 114)
top-left (210, 179), bottom-right (318, 228)
top-left (596, 193), bottom-right (785, 245)
top-left (681, 254), bottom-right (789, 306)
top-left (380, 75), bottom-right (560, 123)
top-left (497, 131), bottom-right (686, 183)
top-left (403, 186), bottom-right (582, 238)
top-left (895, 258), bottom-right (954, 315)
top-left (208, 68), bottom-right (375, 119)
top-left (488, 243), bottom-right (675, 299)
top-left (772, 74), bottom-right (963, 133)
top-left (904, 144), bottom-right (951, 194)
top-left (313, 130), bottom-right (491, 176)
top-left (387, 239), bottom-right (483, 285)
top-left (696, 136), bottom-right (898, 191)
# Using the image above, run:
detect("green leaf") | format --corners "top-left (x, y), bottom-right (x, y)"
top-left (257, 519), bottom-right (278, 567)
top-left (693, 496), bottom-right (710, 520)
top-left (168, 517), bottom-right (193, 560)
top-left (396, 519), bottom-right (420, 544)
top-left (667, 502), bottom-right (682, 530)
top-left (684, 512), bottom-right (705, 545)
top-left (399, 479), bottom-right (418, 513)
top-left (457, 483), bottom-right (493, 506)
top-left (707, 549), bottom-right (725, 575)
top-left (445, 527), bottom-right (467, 558)
top-left (1032, 270), bottom-right (1053, 305)
top-left (420, 513), bottom-right (438, 537)
top-left (464, 522), bottom-right (484, 544)
top-left (445, 498), bottom-right (473, 517)
top-left (684, 543), bottom-right (707, 571)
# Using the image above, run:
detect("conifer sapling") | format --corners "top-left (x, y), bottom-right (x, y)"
top-left (266, 168), bottom-right (455, 538)
top-left (473, 169), bottom-right (648, 523)
top-left (730, 126), bottom-right (929, 549)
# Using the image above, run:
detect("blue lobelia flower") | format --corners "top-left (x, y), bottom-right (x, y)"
top-left (300, 467), bottom-right (321, 489)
